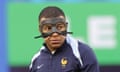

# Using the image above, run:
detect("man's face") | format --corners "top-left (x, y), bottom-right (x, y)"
top-left (40, 16), bottom-right (67, 50)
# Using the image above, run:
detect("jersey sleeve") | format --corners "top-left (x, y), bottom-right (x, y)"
top-left (78, 42), bottom-right (100, 72)
top-left (29, 51), bottom-right (40, 72)
top-left (29, 58), bottom-right (36, 72)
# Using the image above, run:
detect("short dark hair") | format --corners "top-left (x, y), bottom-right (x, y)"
top-left (39, 6), bottom-right (65, 21)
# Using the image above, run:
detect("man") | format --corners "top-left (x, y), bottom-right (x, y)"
top-left (29, 6), bottom-right (99, 72)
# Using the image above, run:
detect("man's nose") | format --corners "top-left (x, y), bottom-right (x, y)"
top-left (51, 32), bottom-right (59, 36)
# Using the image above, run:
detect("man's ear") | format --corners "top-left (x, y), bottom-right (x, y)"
top-left (66, 22), bottom-right (68, 29)
top-left (38, 24), bottom-right (41, 33)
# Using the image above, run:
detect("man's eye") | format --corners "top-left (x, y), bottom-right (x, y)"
top-left (47, 26), bottom-right (52, 30)
top-left (56, 23), bottom-right (66, 31)
top-left (57, 25), bottom-right (63, 30)
top-left (42, 25), bottom-right (52, 33)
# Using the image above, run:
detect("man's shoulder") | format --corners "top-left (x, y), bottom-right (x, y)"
top-left (31, 51), bottom-right (40, 62)
top-left (31, 46), bottom-right (46, 62)
top-left (29, 50), bottom-right (40, 69)
top-left (78, 41), bottom-right (98, 62)
top-left (77, 41), bottom-right (93, 54)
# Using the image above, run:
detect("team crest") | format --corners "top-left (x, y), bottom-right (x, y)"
top-left (61, 57), bottom-right (68, 68)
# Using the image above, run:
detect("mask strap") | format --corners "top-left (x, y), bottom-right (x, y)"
top-left (34, 31), bottom-right (73, 39)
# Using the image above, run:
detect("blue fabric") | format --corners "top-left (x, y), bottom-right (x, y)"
top-left (0, 0), bottom-right (9, 72)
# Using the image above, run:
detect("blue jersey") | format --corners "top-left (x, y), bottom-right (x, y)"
top-left (29, 37), bottom-right (99, 72)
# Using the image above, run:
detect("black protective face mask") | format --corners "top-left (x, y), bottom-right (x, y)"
top-left (34, 17), bottom-right (72, 39)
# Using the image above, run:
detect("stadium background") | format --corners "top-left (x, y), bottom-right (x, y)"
top-left (0, 0), bottom-right (120, 72)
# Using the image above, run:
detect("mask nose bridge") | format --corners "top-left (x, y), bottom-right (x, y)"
top-left (51, 25), bottom-right (60, 33)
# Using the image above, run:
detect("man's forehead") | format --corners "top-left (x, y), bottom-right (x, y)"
top-left (40, 16), bottom-right (65, 23)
